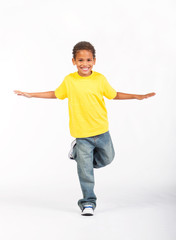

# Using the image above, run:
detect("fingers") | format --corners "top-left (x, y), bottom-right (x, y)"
top-left (145, 92), bottom-right (156, 98)
top-left (138, 92), bottom-right (156, 100)
top-left (14, 90), bottom-right (23, 96)
top-left (147, 92), bottom-right (155, 97)
top-left (149, 92), bottom-right (156, 97)
top-left (13, 90), bottom-right (31, 98)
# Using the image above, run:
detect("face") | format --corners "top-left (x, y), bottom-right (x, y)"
top-left (72, 50), bottom-right (96, 77)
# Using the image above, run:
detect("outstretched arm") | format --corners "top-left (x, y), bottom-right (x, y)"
top-left (14, 90), bottom-right (56, 99)
top-left (113, 92), bottom-right (156, 100)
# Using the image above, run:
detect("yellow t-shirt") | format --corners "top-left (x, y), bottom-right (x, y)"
top-left (55, 71), bottom-right (116, 138)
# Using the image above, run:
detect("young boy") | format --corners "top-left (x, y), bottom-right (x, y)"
top-left (14, 41), bottom-right (155, 216)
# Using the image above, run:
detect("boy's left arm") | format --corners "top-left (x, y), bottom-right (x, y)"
top-left (113, 92), bottom-right (156, 100)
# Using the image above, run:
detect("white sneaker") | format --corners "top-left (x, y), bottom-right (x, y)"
top-left (81, 205), bottom-right (94, 216)
top-left (68, 140), bottom-right (76, 159)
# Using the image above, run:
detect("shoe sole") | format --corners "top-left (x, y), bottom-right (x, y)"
top-left (81, 213), bottom-right (94, 216)
top-left (68, 140), bottom-right (76, 159)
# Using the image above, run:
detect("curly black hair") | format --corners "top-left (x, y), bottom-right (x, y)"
top-left (72, 41), bottom-right (96, 59)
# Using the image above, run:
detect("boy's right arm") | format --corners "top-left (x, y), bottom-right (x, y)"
top-left (14, 90), bottom-right (56, 99)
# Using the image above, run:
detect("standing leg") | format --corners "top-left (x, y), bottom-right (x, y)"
top-left (74, 138), bottom-right (97, 211)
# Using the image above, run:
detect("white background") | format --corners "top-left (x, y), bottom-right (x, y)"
top-left (0, 0), bottom-right (176, 239)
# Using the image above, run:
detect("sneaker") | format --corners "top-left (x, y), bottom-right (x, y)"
top-left (68, 139), bottom-right (76, 159)
top-left (81, 205), bottom-right (94, 216)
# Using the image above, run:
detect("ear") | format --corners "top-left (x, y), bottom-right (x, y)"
top-left (93, 58), bottom-right (96, 65)
top-left (72, 58), bottom-right (76, 65)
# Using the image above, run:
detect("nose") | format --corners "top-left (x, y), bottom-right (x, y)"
top-left (82, 60), bottom-right (89, 66)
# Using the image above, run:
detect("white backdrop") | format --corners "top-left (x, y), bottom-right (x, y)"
top-left (0, 0), bottom-right (176, 239)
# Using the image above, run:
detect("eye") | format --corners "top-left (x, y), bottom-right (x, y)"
top-left (87, 59), bottom-right (92, 61)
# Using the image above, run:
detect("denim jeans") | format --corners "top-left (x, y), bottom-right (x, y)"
top-left (72, 131), bottom-right (115, 210)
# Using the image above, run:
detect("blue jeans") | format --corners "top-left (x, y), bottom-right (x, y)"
top-left (72, 131), bottom-right (115, 210)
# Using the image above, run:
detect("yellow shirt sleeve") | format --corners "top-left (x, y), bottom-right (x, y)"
top-left (55, 78), bottom-right (67, 100)
top-left (102, 77), bottom-right (117, 99)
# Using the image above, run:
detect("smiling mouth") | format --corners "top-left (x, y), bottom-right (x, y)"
top-left (81, 67), bottom-right (89, 71)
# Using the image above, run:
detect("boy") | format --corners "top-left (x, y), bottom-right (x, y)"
top-left (14, 41), bottom-right (155, 216)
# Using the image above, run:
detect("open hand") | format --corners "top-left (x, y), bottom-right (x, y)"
top-left (136, 92), bottom-right (156, 100)
top-left (14, 90), bottom-right (32, 98)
